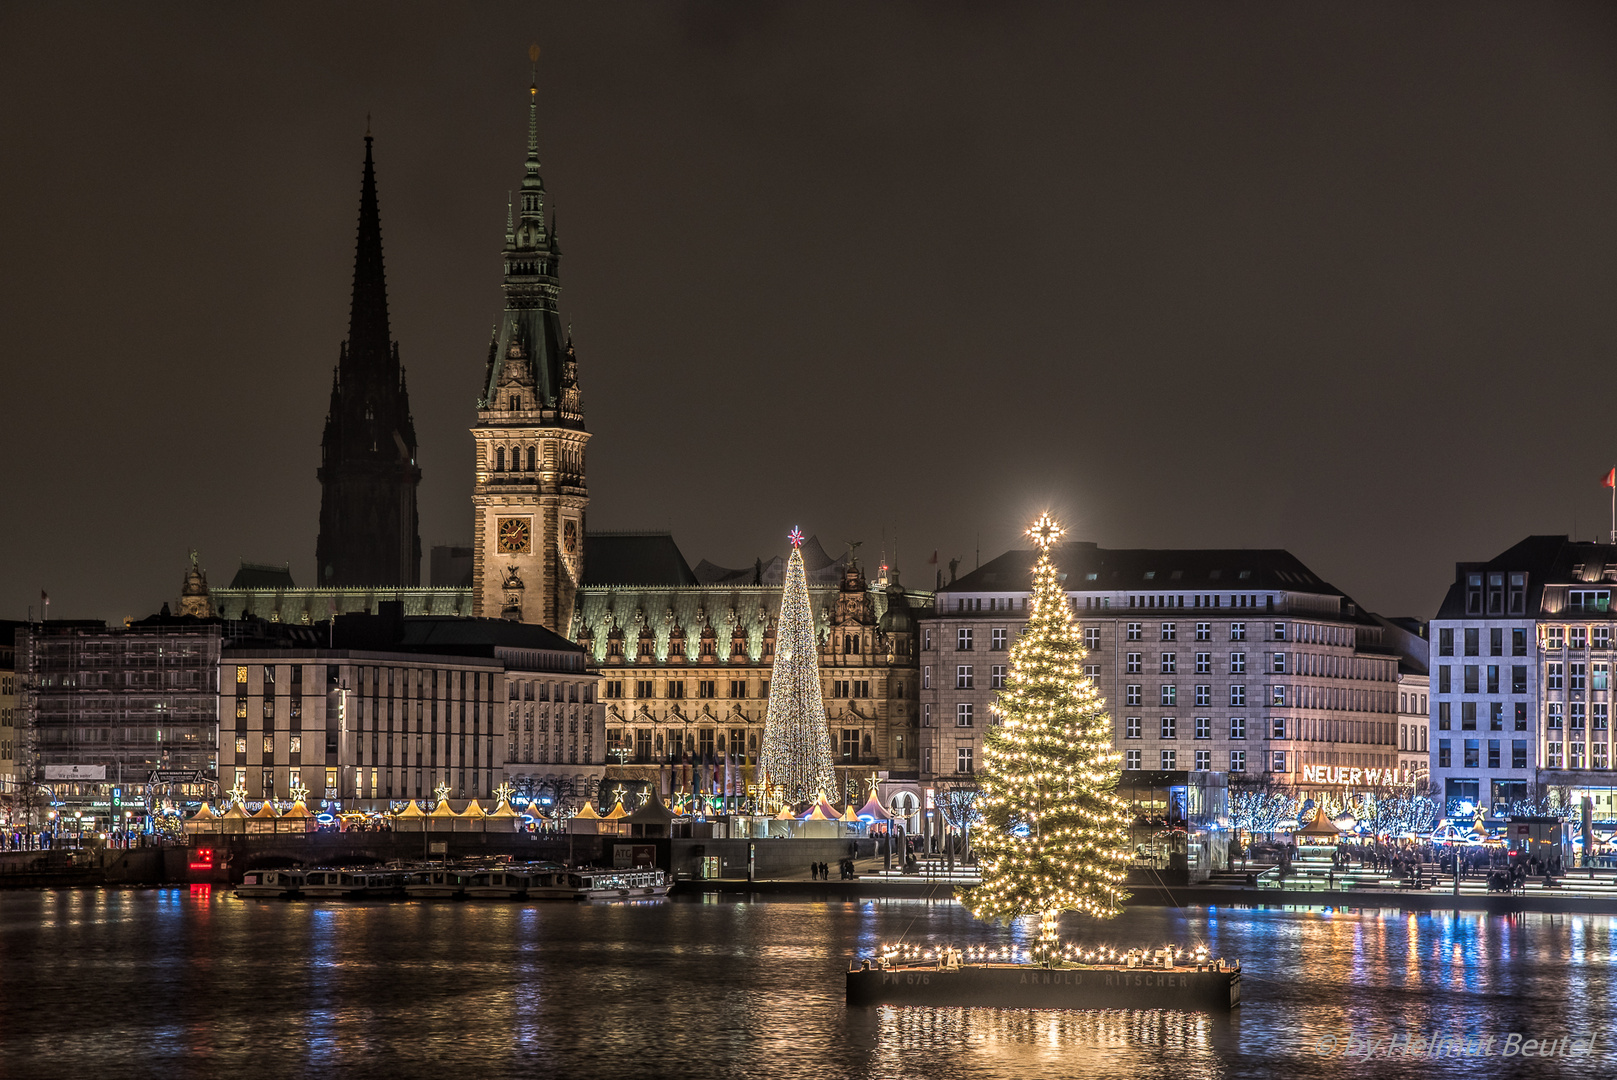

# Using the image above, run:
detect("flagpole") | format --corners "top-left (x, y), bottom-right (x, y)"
top-left (1610, 466), bottom-right (1614, 543)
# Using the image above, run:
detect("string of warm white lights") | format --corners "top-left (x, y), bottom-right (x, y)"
top-left (960, 514), bottom-right (1133, 948)
top-left (758, 532), bottom-right (837, 804)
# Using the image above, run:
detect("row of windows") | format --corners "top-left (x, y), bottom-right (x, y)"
top-left (1437, 627), bottom-right (1532, 657)
top-left (1434, 664), bottom-right (1534, 694)
top-left (1438, 739), bottom-right (1534, 770)
top-left (606, 679), bottom-right (771, 700)
top-left (1126, 652), bottom-right (1251, 674)
top-left (1543, 742), bottom-right (1613, 769)
top-left (1123, 749), bottom-right (1245, 772)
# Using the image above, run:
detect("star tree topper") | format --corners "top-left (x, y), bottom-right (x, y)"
top-left (1027, 512), bottom-right (1065, 552)
top-left (788, 526), bottom-right (804, 548)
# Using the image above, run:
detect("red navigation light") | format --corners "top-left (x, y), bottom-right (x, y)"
top-left (189, 848), bottom-right (214, 872)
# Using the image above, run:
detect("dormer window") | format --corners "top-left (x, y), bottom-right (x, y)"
top-left (1509, 572), bottom-right (1527, 614)
top-left (1466, 572), bottom-right (1483, 614)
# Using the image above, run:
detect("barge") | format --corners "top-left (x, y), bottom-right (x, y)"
top-left (847, 951), bottom-right (1240, 1011)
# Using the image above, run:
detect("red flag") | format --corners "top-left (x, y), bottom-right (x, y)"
top-left (928, 550), bottom-right (938, 565)
top-left (1604, 468), bottom-right (1615, 489)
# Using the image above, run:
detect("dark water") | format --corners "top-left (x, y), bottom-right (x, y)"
top-left (0, 889), bottom-right (1611, 1079)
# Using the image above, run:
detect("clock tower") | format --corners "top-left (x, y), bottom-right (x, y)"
top-left (472, 73), bottom-right (588, 630)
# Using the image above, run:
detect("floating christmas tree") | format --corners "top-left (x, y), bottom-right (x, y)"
top-left (758, 527), bottom-right (838, 806)
top-left (961, 514), bottom-right (1131, 952)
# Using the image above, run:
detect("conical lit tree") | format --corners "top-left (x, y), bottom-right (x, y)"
top-left (758, 528), bottom-right (838, 805)
top-left (961, 514), bottom-right (1131, 951)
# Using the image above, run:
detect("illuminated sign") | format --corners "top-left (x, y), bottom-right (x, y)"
top-left (188, 848), bottom-right (215, 872)
top-left (1300, 765), bottom-right (1402, 787)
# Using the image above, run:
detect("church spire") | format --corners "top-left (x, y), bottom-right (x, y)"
top-left (346, 134), bottom-right (393, 380)
top-left (318, 132), bottom-right (421, 589)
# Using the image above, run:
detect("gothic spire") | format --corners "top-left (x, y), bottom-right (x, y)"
top-left (347, 135), bottom-right (393, 379)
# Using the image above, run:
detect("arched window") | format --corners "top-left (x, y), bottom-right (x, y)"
top-left (495, 447), bottom-right (505, 471)
top-left (508, 394), bottom-right (519, 411)
top-left (526, 446), bottom-right (536, 470)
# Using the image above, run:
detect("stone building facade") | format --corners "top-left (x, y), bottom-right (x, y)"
top-left (16, 616), bottom-right (224, 817)
top-left (1429, 535), bottom-right (1617, 821)
top-left (573, 533), bottom-right (928, 801)
top-left (919, 543), bottom-right (1408, 801)
top-left (218, 610), bottom-right (603, 810)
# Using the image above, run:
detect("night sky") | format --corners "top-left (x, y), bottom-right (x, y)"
top-left (5, 3), bottom-right (1617, 624)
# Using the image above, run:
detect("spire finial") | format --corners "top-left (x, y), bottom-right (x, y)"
top-left (366, 111), bottom-right (372, 138)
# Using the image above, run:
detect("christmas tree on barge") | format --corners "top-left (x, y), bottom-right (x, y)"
top-left (847, 515), bottom-right (1240, 1011)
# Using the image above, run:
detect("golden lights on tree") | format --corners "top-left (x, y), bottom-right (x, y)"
top-left (758, 528), bottom-right (838, 805)
top-left (960, 514), bottom-right (1132, 943)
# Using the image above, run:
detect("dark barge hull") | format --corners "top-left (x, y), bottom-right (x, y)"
top-left (847, 964), bottom-right (1239, 1010)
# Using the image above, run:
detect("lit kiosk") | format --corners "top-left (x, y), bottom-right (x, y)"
top-left (847, 515), bottom-right (1241, 1011)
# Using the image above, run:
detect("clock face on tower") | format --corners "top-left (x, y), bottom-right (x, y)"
top-left (497, 517), bottom-right (531, 554)
top-left (563, 520), bottom-right (578, 554)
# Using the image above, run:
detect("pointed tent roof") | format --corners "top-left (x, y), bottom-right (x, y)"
top-left (574, 802), bottom-right (601, 820)
top-left (460, 800), bottom-right (488, 819)
top-left (487, 800), bottom-right (519, 818)
top-left (251, 802), bottom-right (280, 819)
top-left (813, 795), bottom-right (841, 818)
top-left (429, 799), bottom-right (458, 818)
top-left (773, 805), bottom-right (797, 820)
top-left (839, 804), bottom-right (859, 823)
top-left (1297, 807), bottom-right (1343, 836)
top-left (625, 789), bottom-right (676, 825)
top-left (603, 800), bottom-right (629, 820)
top-left (856, 794), bottom-right (890, 821)
top-left (801, 803), bottom-right (832, 821)
top-left (220, 802), bottom-right (249, 821)
top-left (394, 800), bottom-right (425, 818)
top-left (282, 800), bottom-right (315, 819)
top-left (187, 802), bottom-right (218, 822)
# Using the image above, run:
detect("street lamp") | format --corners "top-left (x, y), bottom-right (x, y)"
top-left (74, 810), bottom-right (84, 848)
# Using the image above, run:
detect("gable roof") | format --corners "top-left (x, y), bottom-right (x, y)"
top-left (947, 542), bottom-right (1344, 596)
top-left (582, 533), bottom-right (699, 587)
top-left (229, 561), bottom-right (297, 590)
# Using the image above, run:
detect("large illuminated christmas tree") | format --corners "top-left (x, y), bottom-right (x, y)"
top-left (758, 528), bottom-right (838, 805)
top-left (961, 514), bottom-right (1131, 945)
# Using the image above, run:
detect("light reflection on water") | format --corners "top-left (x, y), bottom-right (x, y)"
top-left (0, 893), bottom-right (1611, 1079)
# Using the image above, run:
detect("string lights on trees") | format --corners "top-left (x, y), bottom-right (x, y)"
top-left (960, 514), bottom-right (1132, 960)
top-left (758, 527), bottom-right (838, 805)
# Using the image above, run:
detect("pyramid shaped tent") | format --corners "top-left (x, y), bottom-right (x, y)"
top-left (251, 801), bottom-right (280, 819)
top-left (855, 794), bottom-right (889, 821)
top-left (573, 802), bottom-right (601, 820)
top-left (393, 800), bottom-right (425, 819)
top-left (460, 800), bottom-right (488, 819)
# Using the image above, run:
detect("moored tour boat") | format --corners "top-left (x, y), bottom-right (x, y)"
top-left (462, 870), bottom-right (533, 900)
top-left (563, 868), bottom-right (671, 901)
top-left (301, 869), bottom-right (377, 899)
top-left (404, 869), bottom-right (466, 899)
top-left (235, 869), bottom-right (303, 899)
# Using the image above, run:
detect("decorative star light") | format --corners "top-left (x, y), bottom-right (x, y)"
top-left (611, 785), bottom-right (627, 806)
top-left (1027, 513), bottom-right (1066, 552)
top-left (787, 526), bottom-right (804, 548)
top-left (493, 782), bottom-right (514, 805)
top-left (288, 782), bottom-right (310, 804)
top-left (228, 779), bottom-right (248, 809)
top-left (433, 781), bottom-right (450, 807)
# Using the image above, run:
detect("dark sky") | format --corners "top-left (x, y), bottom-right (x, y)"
top-left (5, 3), bottom-right (1617, 624)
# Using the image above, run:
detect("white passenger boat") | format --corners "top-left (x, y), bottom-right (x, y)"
top-left (461, 870), bottom-right (533, 900)
top-left (235, 869), bottom-right (303, 899)
top-left (531, 868), bottom-right (670, 901)
top-left (403, 869), bottom-right (466, 899)
top-left (300, 869), bottom-right (375, 899)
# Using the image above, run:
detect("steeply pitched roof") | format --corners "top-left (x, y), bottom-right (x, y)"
top-left (947, 542), bottom-right (1343, 596)
top-left (691, 534), bottom-right (846, 586)
top-left (582, 533), bottom-right (699, 587)
top-left (1434, 534), bottom-right (1617, 620)
top-left (229, 562), bottom-right (297, 590)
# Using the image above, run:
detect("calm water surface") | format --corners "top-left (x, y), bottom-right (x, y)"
top-left (0, 889), bottom-right (1611, 1079)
